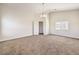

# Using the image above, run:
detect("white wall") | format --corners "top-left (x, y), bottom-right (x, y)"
top-left (33, 14), bottom-right (49, 35)
top-left (0, 5), bottom-right (49, 41)
top-left (0, 6), bottom-right (2, 39)
top-left (0, 7), bottom-right (1, 39)
top-left (1, 5), bottom-right (35, 41)
top-left (49, 10), bottom-right (79, 38)
top-left (45, 14), bottom-right (49, 35)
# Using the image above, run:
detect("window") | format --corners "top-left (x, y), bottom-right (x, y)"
top-left (55, 21), bottom-right (69, 30)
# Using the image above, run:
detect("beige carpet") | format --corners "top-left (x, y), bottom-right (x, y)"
top-left (0, 35), bottom-right (79, 55)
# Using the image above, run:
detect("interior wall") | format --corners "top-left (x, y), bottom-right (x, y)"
top-left (33, 17), bottom-right (46, 35)
top-left (0, 7), bottom-right (1, 39)
top-left (49, 10), bottom-right (79, 38)
top-left (0, 4), bottom-right (3, 40)
top-left (33, 15), bottom-right (49, 35)
top-left (1, 5), bottom-right (35, 41)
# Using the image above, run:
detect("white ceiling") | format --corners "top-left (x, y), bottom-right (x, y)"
top-left (1, 3), bottom-right (79, 14)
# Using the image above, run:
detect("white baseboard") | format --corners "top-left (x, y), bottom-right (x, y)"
top-left (50, 34), bottom-right (79, 39)
top-left (0, 34), bottom-right (32, 42)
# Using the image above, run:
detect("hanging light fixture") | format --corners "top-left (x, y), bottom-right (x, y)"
top-left (40, 3), bottom-right (47, 18)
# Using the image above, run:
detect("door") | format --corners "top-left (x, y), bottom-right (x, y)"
top-left (39, 22), bottom-right (43, 35)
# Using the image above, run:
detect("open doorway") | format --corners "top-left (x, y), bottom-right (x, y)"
top-left (39, 21), bottom-right (43, 35)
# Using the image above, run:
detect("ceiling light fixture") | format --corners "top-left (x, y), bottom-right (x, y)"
top-left (40, 3), bottom-right (47, 18)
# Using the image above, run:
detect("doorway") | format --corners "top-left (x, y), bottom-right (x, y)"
top-left (39, 21), bottom-right (43, 35)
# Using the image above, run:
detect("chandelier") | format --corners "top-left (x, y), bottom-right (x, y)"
top-left (40, 3), bottom-right (47, 18)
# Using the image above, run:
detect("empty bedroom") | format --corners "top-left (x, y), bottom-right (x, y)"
top-left (0, 3), bottom-right (79, 55)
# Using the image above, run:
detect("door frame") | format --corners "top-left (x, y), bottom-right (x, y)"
top-left (39, 21), bottom-right (44, 35)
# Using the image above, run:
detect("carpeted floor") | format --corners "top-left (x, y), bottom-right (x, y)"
top-left (0, 35), bottom-right (79, 55)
